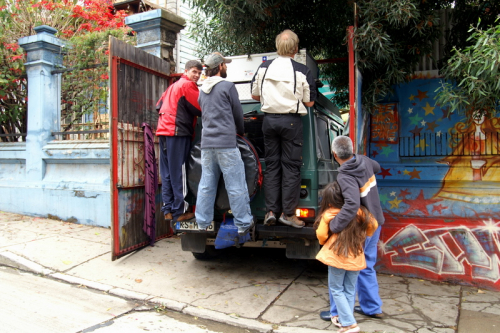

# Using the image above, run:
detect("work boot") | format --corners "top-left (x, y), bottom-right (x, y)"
top-left (278, 213), bottom-right (305, 228)
top-left (164, 212), bottom-right (173, 221)
top-left (177, 212), bottom-right (195, 221)
top-left (263, 211), bottom-right (276, 226)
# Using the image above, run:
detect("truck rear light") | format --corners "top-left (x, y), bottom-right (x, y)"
top-left (296, 208), bottom-right (315, 218)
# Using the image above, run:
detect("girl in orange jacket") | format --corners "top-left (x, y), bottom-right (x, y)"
top-left (314, 181), bottom-right (378, 333)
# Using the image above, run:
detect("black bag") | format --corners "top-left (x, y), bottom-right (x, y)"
top-left (187, 136), bottom-right (262, 210)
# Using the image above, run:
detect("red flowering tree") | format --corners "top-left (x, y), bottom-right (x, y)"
top-left (0, 0), bottom-right (134, 141)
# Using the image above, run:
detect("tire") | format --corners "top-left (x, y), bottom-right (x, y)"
top-left (192, 245), bottom-right (219, 260)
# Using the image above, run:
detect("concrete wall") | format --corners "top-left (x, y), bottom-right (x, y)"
top-left (0, 26), bottom-right (111, 227)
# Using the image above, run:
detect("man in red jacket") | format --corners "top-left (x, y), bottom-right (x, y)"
top-left (156, 60), bottom-right (202, 224)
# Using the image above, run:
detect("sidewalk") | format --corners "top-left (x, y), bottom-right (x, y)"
top-left (1, 211), bottom-right (499, 333)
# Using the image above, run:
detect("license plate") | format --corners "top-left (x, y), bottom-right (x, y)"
top-left (176, 220), bottom-right (215, 231)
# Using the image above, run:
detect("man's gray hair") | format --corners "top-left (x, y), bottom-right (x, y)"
top-left (185, 60), bottom-right (203, 71)
top-left (332, 136), bottom-right (353, 160)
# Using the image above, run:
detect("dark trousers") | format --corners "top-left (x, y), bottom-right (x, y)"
top-left (159, 136), bottom-right (191, 218)
top-left (262, 114), bottom-right (303, 216)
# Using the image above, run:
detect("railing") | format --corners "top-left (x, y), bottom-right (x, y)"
top-left (57, 64), bottom-right (109, 141)
top-left (399, 132), bottom-right (500, 157)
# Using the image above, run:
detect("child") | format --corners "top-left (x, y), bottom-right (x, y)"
top-left (314, 181), bottom-right (378, 333)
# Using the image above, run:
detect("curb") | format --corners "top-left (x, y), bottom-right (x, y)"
top-left (0, 251), bottom-right (54, 275)
top-left (183, 306), bottom-right (273, 333)
top-left (0, 251), bottom-right (294, 333)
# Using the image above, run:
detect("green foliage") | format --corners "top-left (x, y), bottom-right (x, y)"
top-left (60, 29), bottom-right (135, 133)
top-left (0, 0), bottom-right (132, 142)
top-left (187, 0), bottom-right (499, 112)
top-left (436, 18), bottom-right (500, 118)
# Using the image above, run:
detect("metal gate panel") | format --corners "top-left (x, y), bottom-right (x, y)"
top-left (109, 37), bottom-right (173, 260)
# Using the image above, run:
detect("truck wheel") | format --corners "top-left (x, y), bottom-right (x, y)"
top-left (192, 245), bottom-right (219, 260)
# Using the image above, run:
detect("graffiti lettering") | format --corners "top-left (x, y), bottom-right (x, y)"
top-left (384, 222), bottom-right (500, 282)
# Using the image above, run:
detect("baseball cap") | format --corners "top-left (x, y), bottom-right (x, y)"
top-left (204, 52), bottom-right (232, 69)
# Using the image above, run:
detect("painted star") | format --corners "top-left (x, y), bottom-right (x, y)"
top-left (403, 169), bottom-right (411, 175)
top-left (420, 119), bottom-right (426, 126)
top-left (422, 102), bottom-right (435, 115)
top-left (408, 107), bottom-right (413, 114)
top-left (408, 167), bottom-right (422, 179)
top-left (426, 120), bottom-right (439, 132)
top-left (402, 190), bottom-right (442, 215)
top-left (415, 89), bottom-right (428, 101)
top-left (416, 139), bottom-right (428, 150)
top-left (390, 191), bottom-right (396, 197)
top-left (378, 167), bottom-right (392, 179)
top-left (372, 150), bottom-right (379, 158)
top-left (409, 113), bottom-right (423, 126)
top-left (399, 189), bottom-right (411, 198)
top-left (379, 193), bottom-right (390, 205)
top-left (380, 145), bottom-right (395, 157)
top-left (409, 125), bottom-right (423, 136)
top-left (432, 204), bottom-right (447, 214)
top-left (388, 197), bottom-right (402, 209)
top-left (436, 130), bottom-right (442, 137)
top-left (477, 218), bottom-right (500, 234)
top-left (441, 107), bottom-right (451, 120)
top-left (409, 94), bottom-right (415, 101)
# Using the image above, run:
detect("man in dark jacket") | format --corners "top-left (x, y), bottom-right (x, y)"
top-left (156, 60), bottom-right (202, 223)
top-left (195, 52), bottom-right (254, 236)
top-left (320, 135), bottom-right (385, 322)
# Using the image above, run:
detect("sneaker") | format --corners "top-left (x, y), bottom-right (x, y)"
top-left (337, 324), bottom-right (360, 333)
top-left (331, 316), bottom-right (341, 328)
top-left (263, 211), bottom-right (276, 226)
top-left (177, 212), bottom-right (195, 221)
top-left (238, 220), bottom-right (255, 237)
top-left (164, 212), bottom-right (173, 221)
top-left (278, 213), bottom-right (305, 228)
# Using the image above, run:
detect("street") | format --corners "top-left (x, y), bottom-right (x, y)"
top-left (0, 265), bottom-right (258, 333)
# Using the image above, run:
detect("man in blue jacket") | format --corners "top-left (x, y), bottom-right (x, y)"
top-left (320, 135), bottom-right (385, 322)
top-left (195, 52), bottom-right (254, 236)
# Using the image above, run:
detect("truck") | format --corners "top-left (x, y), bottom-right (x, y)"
top-left (176, 50), bottom-right (345, 260)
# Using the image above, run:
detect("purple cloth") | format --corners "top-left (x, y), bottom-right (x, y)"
top-left (142, 122), bottom-right (158, 245)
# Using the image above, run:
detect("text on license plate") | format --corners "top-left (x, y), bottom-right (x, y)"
top-left (176, 220), bottom-right (215, 231)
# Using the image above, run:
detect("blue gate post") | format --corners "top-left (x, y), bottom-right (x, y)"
top-left (18, 25), bottom-right (65, 181)
top-left (125, 9), bottom-right (185, 74)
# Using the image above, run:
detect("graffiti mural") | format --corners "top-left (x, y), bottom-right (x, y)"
top-left (381, 221), bottom-right (500, 284)
top-left (369, 78), bottom-right (500, 289)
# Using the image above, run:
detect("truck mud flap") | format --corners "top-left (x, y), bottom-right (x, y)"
top-left (286, 239), bottom-right (320, 259)
top-left (181, 233), bottom-right (208, 253)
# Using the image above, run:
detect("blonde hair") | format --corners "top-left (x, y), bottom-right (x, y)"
top-left (276, 29), bottom-right (299, 56)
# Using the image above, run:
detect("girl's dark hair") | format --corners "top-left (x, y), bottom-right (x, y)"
top-left (313, 181), bottom-right (344, 230)
top-left (314, 181), bottom-right (371, 258)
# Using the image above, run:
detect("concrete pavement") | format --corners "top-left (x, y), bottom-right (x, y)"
top-left (1, 211), bottom-right (500, 333)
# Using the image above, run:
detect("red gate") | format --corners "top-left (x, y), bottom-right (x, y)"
top-left (109, 37), bottom-right (174, 260)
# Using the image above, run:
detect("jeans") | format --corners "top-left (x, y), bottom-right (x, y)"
top-left (328, 266), bottom-right (359, 327)
top-left (195, 147), bottom-right (253, 233)
top-left (329, 226), bottom-right (383, 316)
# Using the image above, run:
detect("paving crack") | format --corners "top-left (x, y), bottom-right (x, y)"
top-left (256, 265), bottom-right (308, 321)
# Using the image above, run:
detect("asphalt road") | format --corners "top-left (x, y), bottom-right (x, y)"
top-left (0, 265), bottom-right (259, 333)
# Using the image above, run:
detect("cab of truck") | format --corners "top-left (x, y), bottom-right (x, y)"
top-left (178, 50), bottom-right (345, 259)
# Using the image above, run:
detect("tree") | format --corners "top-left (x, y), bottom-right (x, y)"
top-left (0, 0), bottom-right (132, 141)
top-left (436, 18), bottom-right (500, 118)
top-left (187, 0), bottom-right (499, 112)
